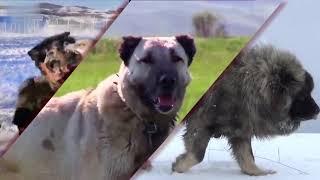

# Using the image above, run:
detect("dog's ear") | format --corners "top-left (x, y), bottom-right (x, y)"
top-left (51, 32), bottom-right (73, 42)
top-left (119, 36), bottom-right (142, 66)
top-left (175, 35), bottom-right (196, 66)
top-left (42, 32), bottom-right (75, 48)
top-left (276, 67), bottom-right (306, 89)
top-left (61, 32), bottom-right (76, 44)
top-left (27, 47), bottom-right (46, 68)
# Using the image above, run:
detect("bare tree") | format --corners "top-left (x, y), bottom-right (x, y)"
top-left (214, 23), bottom-right (228, 38)
top-left (192, 11), bottom-right (227, 38)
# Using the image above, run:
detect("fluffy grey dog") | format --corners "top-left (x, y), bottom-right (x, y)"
top-left (172, 45), bottom-right (319, 176)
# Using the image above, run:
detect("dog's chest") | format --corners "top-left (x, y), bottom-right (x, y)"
top-left (96, 111), bottom-right (151, 164)
top-left (96, 113), bottom-right (171, 177)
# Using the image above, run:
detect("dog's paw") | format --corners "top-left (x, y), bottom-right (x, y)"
top-left (172, 153), bottom-right (198, 173)
top-left (171, 161), bottom-right (186, 173)
top-left (242, 168), bottom-right (276, 176)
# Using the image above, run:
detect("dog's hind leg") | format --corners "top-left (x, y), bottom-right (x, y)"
top-left (172, 124), bottom-right (211, 173)
top-left (228, 137), bottom-right (276, 176)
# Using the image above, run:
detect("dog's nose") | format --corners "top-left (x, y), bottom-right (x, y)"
top-left (159, 74), bottom-right (176, 88)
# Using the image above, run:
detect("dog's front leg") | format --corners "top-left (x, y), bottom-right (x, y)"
top-left (172, 125), bottom-right (211, 173)
top-left (228, 137), bottom-right (276, 176)
top-left (64, 116), bottom-right (82, 180)
top-left (65, 105), bottom-right (101, 180)
top-left (64, 103), bottom-right (96, 180)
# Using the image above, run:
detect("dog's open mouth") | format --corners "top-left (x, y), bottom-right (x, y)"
top-left (293, 114), bottom-right (319, 122)
top-left (305, 114), bottom-right (319, 121)
top-left (153, 95), bottom-right (176, 114)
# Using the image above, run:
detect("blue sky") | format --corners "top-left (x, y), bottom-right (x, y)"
top-left (0, 0), bottom-right (123, 10)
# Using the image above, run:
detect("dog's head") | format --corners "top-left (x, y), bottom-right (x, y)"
top-left (28, 32), bottom-right (76, 68)
top-left (27, 32), bottom-right (89, 89)
top-left (118, 35), bottom-right (196, 115)
top-left (259, 46), bottom-right (319, 124)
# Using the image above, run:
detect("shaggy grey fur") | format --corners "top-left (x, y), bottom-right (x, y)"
top-left (172, 45), bottom-right (319, 176)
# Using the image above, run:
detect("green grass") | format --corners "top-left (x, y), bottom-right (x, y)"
top-left (56, 37), bottom-right (249, 122)
top-left (55, 39), bottom-right (122, 95)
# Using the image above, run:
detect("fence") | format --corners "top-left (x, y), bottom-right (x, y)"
top-left (0, 15), bottom-right (105, 34)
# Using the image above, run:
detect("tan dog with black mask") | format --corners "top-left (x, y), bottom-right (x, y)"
top-left (0, 35), bottom-right (196, 180)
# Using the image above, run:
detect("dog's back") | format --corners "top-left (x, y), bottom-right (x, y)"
top-left (0, 90), bottom-right (87, 179)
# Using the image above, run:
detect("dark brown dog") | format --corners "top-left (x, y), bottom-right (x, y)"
top-left (12, 32), bottom-right (90, 134)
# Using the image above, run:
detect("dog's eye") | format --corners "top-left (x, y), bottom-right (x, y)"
top-left (64, 41), bottom-right (70, 47)
top-left (140, 57), bottom-right (153, 64)
top-left (172, 55), bottom-right (183, 63)
top-left (47, 60), bottom-right (60, 70)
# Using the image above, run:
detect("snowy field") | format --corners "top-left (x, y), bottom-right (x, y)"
top-left (133, 127), bottom-right (320, 180)
top-left (0, 121), bottom-right (18, 156)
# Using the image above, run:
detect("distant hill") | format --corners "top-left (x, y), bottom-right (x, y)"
top-left (39, 2), bottom-right (62, 9)
top-left (38, 2), bottom-right (114, 18)
top-left (106, 1), bottom-right (279, 37)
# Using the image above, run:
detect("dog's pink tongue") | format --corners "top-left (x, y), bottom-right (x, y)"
top-left (158, 96), bottom-right (174, 107)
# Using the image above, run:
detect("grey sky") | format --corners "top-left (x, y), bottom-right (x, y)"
top-left (259, 0), bottom-right (320, 133)
top-left (106, 0), bottom-right (280, 37)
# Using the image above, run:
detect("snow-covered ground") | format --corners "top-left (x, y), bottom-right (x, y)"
top-left (0, 121), bottom-right (18, 156)
top-left (133, 127), bottom-right (320, 180)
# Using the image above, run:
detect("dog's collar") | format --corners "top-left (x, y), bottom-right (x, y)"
top-left (144, 121), bottom-right (158, 134)
top-left (143, 121), bottom-right (158, 149)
